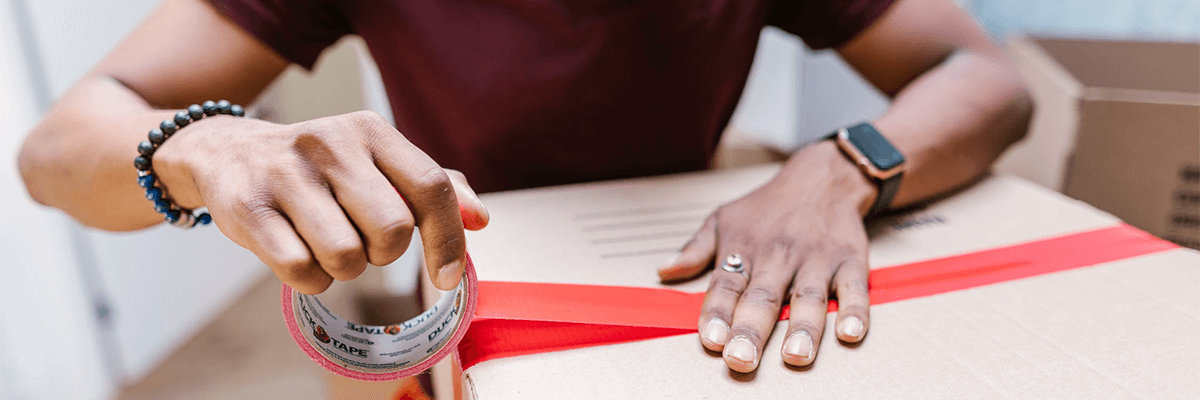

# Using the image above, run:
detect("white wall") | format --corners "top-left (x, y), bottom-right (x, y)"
top-left (728, 28), bottom-right (889, 153)
top-left (0, 1), bottom-right (114, 398)
top-left (965, 0), bottom-right (1200, 40)
top-left (6, 0), bottom-right (267, 392)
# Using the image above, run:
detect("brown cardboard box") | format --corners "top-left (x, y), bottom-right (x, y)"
top-left (997, 36), bottom-right (1200, 250)
top-left (422, 165), bottom-right (1200, 399)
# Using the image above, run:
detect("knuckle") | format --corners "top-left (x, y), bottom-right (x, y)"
top-left (378, 214), bottom-right (416, 243)
top-left (291, 134), bottom-right (347, 169)
top-left (413, 168), bottom-right (454, 197)
top-left (740, 286), bottom-right (783, 306)
top-left (728, 327), bottom-right (764, 345)
top-left (366, 217), bottom-right (413, 265)
top-left (837, 277), bottom-right (870, 296)
top-left (766, 236), bottom-right (798, 255)
top-left (789, 285), bottom-right (829, 304)
top-left (841, 257), bottom-right (868, 273)
top-left (428, 234), bottom-right (465, 262)
top-left (325, 237), bottom-right (367, 273)
top-left (708, 277), bottom-right (745, 296)
top-left (829, 248), bottom-right (863, 268)
top-left (345, 111), bottom-right (393, 142)
top-left (348, 110), bottom-right (387, 125)
top-left (294, 118), bottom-right (338, 141)
top-left (762, 235), bottom-right (816, 264)
top-left (443, 168), bottom-right (466, 181)
top-left (309, 280), bottom-right (334, 294)
top-left (789, 320), bottom-right (823, 337)
top-left (272, 254), bottom-right (318, 282)
top-left (838, 304), bottom-right (870, 316)
top-left (329, 237), bottom-right (364, 260)
top-left (231, 193), bottom-right (275, 221)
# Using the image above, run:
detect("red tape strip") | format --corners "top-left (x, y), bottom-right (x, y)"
top-left (457, 224), bottom-right (1178, 370)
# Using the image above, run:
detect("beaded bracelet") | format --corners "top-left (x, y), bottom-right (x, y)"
top-left (133, 100), bottom-right (244, 229)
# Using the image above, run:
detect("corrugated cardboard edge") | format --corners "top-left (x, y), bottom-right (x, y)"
top-left (1082, 87), bottom-right (1200, 106)
top-left (1006, 35), bottom-right (1087, 102)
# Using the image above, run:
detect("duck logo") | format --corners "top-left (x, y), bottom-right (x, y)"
top-left (313, 325), bottom-right (331, 344)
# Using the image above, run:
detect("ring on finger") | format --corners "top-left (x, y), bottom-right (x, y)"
top-left (720, 253), bottom-right (750, 280)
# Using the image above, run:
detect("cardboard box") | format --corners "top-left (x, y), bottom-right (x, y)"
top-left (421, 165), bottom-right (1200, 399)
top-left (996, 36), bottom-right (1200, 250)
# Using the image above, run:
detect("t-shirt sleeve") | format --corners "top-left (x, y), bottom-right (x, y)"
top-left (766, 0), bottom-right (897, 50)
top-left (206, 0), bottom-right (352, 69)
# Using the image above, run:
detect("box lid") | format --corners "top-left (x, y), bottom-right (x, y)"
top-left (447, 166), bottom-right (1199, 399)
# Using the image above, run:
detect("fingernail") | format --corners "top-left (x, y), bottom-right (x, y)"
top-left (437, 259), bottom-right (464, 289)
top-left (475, 196), bottom-right (490, 219)
top-left (839, 316), bottom-right (864, 340)
top-left (783, 331), bottom-right (814, 361)
top-left (657, 255), bottom-right (681, 279)
top-left (664, 254), bottom-right (680, 268)
top-left (702, 319), bottom-right (729, 346)
top-left (724, 336), bottom-right (757, 365)
top-left (459, 202), bottom-right (489, 230)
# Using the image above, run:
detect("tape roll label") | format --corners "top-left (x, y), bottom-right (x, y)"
top-left (291, 282), bottom-right (467, 374)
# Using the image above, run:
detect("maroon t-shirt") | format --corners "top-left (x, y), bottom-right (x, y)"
top-left (209, 0), bottom-right (894, 193)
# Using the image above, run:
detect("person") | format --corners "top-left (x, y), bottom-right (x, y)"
top-left (18, 0), bottom-right (1031, 375)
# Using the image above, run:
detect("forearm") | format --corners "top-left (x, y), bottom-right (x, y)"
top-left (18, 75), bottom-right (180, 231)
top-left (873, 50), bottom-right (1032, 208)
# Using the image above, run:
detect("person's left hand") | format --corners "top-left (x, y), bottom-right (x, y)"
top-left (657, 140), bottom-right (879, 373)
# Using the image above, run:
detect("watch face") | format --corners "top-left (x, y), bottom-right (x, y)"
top-left (846, 124), bottom-right (905, 171)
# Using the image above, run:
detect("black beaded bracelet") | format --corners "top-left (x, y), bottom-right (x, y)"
top-left (134, 100), bottom-right (244, 229)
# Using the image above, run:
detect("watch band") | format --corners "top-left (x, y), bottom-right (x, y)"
top-left (871, 170), bottom-right (903, 216)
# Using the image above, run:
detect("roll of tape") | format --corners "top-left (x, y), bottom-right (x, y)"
top-left (281, 255), bottom-right (478, 381)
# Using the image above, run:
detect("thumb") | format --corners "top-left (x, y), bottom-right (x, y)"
top-left (658, 214), bottom-right (717, 282)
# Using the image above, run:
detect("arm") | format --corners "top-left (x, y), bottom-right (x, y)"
top-left (840, 0), bottom-right (1033, 207)
top-left (18, 0), bottom-right (487, 294)
top-left (658, 0), bottom-right (1031, 373)
top-left (18, 0), bottom-right (288, 230)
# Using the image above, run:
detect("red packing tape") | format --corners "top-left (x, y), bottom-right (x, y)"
top-left (282, 223), bottom-right (1178, 380)
top-left (456, 224), bottom-right (1178, 370)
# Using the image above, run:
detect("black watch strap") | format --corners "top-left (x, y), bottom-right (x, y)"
top-left (871, 171), bottom-right (903, 216)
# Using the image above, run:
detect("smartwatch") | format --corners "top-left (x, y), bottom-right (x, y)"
top-left (829, 122), bottom-right (906, 216)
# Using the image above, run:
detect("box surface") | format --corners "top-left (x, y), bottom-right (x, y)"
top-left (422, 165), bottom-right (1199, 399)
top-left (997, 36), bottom-right (1200, 249)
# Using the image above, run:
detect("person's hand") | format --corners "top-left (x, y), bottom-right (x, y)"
top-left (657, 140), bottom-right (878, 373)
top-left (153, 111), bottom-right (489, 294)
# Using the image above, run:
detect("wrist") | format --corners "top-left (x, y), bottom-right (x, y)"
top-left (151, 114), bottom-right (248, 209)
top-left (781, 140), bottom-right (879, 218)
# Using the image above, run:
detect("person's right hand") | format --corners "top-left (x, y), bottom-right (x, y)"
top-left (152, 110), bottom-right (489, 294)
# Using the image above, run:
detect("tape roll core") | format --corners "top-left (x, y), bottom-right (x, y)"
top-left (282, 256), bottom-right (478, 381)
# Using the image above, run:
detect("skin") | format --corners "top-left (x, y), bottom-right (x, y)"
top-left (17, 0), bottom-right (487, 295)
top-left (656, 0), bottom-right (1032, 372)
top-left (18, 0), bottom-right (1030, 374)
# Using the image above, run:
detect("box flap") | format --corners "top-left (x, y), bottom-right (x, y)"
top-left (1032, 37), bottom-right (1200, 96)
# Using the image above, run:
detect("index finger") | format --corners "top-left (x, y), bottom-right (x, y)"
top-left (356, 112), bottom-right (466, 290)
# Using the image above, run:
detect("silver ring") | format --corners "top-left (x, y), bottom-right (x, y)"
top-left (720, 254), bottom-right (749, 280)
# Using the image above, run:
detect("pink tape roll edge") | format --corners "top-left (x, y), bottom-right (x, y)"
top-left (281, 258), bottom-right (479, 382)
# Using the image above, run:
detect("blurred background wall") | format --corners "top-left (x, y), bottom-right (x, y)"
top-left (1, 1), bottom-right (1196, 399)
